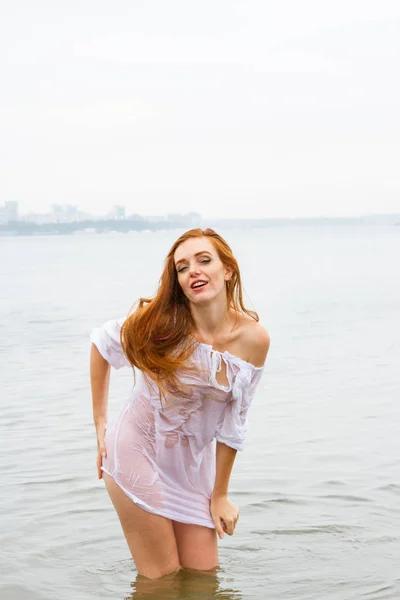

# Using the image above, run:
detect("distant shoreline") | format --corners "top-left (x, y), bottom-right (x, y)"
top-left (0, 215), bottom-right (399, 237)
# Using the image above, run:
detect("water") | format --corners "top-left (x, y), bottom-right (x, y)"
top-left (1, 225), bottom-right (399, 599)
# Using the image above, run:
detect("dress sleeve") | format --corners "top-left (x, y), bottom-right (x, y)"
top-left (90, 317), bottom-right (131, 370)
top-left (215, 366), bottom-right (264, 452)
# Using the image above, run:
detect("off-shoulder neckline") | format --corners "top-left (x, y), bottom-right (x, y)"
top-left (191, 338), bottom-right (265, 371)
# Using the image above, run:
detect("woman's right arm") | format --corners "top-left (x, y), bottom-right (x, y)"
top-left (89, 317), bottom-right (130, 477)
top-left (90, 344), bottom-right (111, 478)
top-left (90, 343), bottom-right (111, 429)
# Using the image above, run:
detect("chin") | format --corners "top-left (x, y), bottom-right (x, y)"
top-left (189, 291), bottom-right (218, 305)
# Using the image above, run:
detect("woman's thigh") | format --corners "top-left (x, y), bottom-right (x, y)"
top-left (103, 473), bottom-right (181, 579)
top-left (172, 521), bottom-right (219, 570)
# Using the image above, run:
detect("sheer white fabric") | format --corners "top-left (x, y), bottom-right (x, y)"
top-left (90, 318), bottom-right (264, 529)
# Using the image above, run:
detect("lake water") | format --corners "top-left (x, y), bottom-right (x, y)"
top-left (1, 225), bottom-right (399, 600)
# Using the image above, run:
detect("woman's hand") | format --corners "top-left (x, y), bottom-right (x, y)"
top-left (96, 423), bottom-right (107, 479)
top-left (210, 493), bottom-right (239, 539)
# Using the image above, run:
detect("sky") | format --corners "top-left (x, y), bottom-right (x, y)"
top-left (1, 0), bottom-right (400, 219)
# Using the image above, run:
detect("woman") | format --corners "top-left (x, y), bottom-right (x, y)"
top-left (90, 228), bottom-right (270, 580)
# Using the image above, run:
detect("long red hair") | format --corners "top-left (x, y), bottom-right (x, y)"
top-left (121, 228), bottom-right (258, 398)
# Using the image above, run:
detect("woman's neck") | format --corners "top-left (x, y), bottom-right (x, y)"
top-left (189, 298), bottom-right (234, 344)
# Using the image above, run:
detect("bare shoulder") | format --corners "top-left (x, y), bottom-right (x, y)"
top-left (237, 315), bottom-right (270, 368)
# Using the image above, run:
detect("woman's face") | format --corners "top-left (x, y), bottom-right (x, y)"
top-left (174, 237), bottom-right (232, 305)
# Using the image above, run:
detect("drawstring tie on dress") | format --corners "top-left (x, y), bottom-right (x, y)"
top-left (209, 350), bottom-right (223, 387)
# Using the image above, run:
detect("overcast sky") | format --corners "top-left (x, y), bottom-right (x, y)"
top-left (1, 1), bottom-right (400, 219)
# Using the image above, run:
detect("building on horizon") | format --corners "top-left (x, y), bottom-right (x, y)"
top-left (127, 212), bottom-right (145, 221)
top-left (50, 204), bottom-right (79, 222)
top-left (108, 205), bottom-right (126, 220)
top-left (20, 204), bottom-right (89, 224)
top-left (166, 212), bottom-right (201, 225)
top-left (147, 215), bottom-right (167, 223)
top-left (0, 201), bottom-right (19, 223)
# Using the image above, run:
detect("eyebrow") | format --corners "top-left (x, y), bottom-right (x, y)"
top-left (175, 251), bottom-right (212, 267)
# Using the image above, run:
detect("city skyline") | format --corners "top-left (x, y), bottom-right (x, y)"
top-left (0, 200), bottom-right (204, 224)
top-left (1, 198), bottom-right (399, 226)
top-left (1, 199), bottom-right (400, 223)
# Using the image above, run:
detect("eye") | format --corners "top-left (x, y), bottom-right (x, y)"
top-left (177, 266), bottom-right (187, 273)
top-left (199, 258), bottom-right (211, 264)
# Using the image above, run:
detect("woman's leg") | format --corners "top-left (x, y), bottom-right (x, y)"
top-left (103, 473), bottom-right (181, 579)
top-left (172, 521), bottom-right (219, 570)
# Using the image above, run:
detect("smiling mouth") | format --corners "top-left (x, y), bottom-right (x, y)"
top-left (191, 281), bottom-right (208, 290)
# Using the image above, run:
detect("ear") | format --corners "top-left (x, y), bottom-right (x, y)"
top-left (224, 266), bottom-right (233, 281)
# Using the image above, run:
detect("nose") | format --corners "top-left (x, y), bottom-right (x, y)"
top-left (189, 263), bottom-right (201, 277)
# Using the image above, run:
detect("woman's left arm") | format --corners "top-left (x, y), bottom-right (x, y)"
top-left (211, 324), bottom-right (270, 539)
top-left (210, 442), bottom-right (239, 539)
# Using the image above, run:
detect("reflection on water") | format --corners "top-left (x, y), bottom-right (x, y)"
top-left (126, 568), bottom-right (242, 600)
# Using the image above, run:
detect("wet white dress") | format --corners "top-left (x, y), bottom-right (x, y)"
top-left (90, 318), bottom-right (264, 529)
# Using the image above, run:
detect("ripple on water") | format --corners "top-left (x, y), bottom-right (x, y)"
top-left (253, 524), bottom-right (362, 536)
top-left (85, 558), bottom-right (133, 575)
top-left (249, 496), bottom-right (308, 508)
top-left (376, 484), bottom-right (400, 495)
top-left (318, 494), bottom-right (371, 503)
top-left (323, 480), bottom-right (347, 486)
top-left (360, 583), bottom-right (399, 600)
